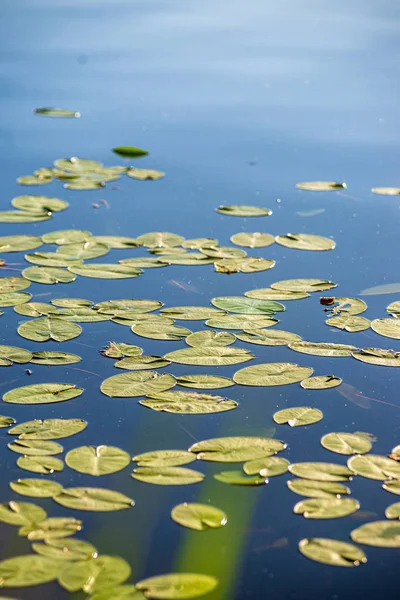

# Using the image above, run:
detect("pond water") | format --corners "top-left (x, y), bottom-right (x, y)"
top-left (1, 0), bottom-right (400, 599)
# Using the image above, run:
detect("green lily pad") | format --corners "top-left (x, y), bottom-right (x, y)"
top-left (0, 292), bottom-right (32, 307)
top-left (63, 178), bottom-right (106, 190)
top-left (320, 433), bottom-right (372, 455)
top-left (386, 301), bottom-right (400, 317)
top-left (230, 232), bottom-right (275, 248)
top-left (136, 232), bottom-right (184, 248)
top-left (243, 456), bottom-right (289, 477)
top-left (236, 329), bottom-right (301, 346)
top-left (214, 257), bottom-right (275, 274)
top-left (275, 233), bottom-right (335, 251)
top-left (3, 383), bottom-right (83, 405)
top-left (68, 263), bottom-right (142, 279)
top-left (92, 235), bottom-right (138, 248)
top-left (132, 467), bottom-right (204, 485)
top-left (19, 517), bottom-right (82, 540)
top-left (182, 238), bottom-right (218, 249)
top-left (287, 479), bottom-right (350, 498)
top-left (51, 307), bottom-right (112, 323)
top-left (8, 439), bottom-right (63, 456)
top-left (0, 416), bottom-right (15, 428)
top-left (273, 407), bottom-right (323, 427)
top-left (288, 462), bottom-right (353, 482)
top-left (116, 355), bottom-right (170, 370)
top-left (0, 277), bottom-right (30, 293)
top-left (113, 146), bottom-right (148, 158)
top-left (11, 195), bottom-right (68, 213)
top-left (171, 503), bottom-right (227, 531)
top-left (127, 167), bottom-right (164, 180)
top-left (325, 297), bottom-right (367, 316)
top-left (294, 497), bottom-right (359, 519)
top-left (58, 555), bottom-right (131, 594)
top-left (140, 391), bottom-right (238, 414)
top-left (371, 187), bottom-right (400, 195)
top-left (35, 107), bottom-right (80, 118)
top-left (22, 266), bottom-right (76, 284)
top-left (351, 348), bottom-right (400, 367)
top-left (0, 210), bottom-right (51, 223)
top-left (9, 478), bottom-right (63, 498)
top-left (233, 362), bottom-right (313, 386)
top-left (371, 318), bottom-right (400, 340)
top-left (351, 521), bottom-right (400, 547)
top-left (326, 316), bottom-right (370, 332)
top-left (245, 288), bottom-right (309, 301)
top-left (54, 157), bottom-right (102, 172)
top-left (185, 330), bottom-right (236, 347)
top-left (18, 317), bottom-right (82, 342)
top-left (133, 450), bottom-right (196, 468)
top-left (271, 278), bottom-right (336, 292)
top-left (200, 246), bottom-right (247, 259)
top-left (205, 314), bottom-right (278, 329)
top-left (57, 241), bottom-right (109, 260)
top-left (0, 501), bottom-right (47, 526)
top-left (30, 351), bottom-right (82, 365)
top-left (9, 418), bottom-right (86, 440)
top-left (0, 235), bottom-right (43, 252)
top-left (211, 296), bottom-right (284, 315)
top-left (42, 229), bottom-right (92, 245)
top-left (164, 347), bottom-right (254, 366)
top-left (296, 181), bottom-right (346, 191)
top-left (24, 252), bottom-right (82, 268)
top-left (51, 298), bottom-right (93, 308)
top-left (385, 502), bottom-right (400, 519)
top-left (17, 456), bottom-right (64, 474)
top-left (101, 342), bottom-right (143, 359)
top-left (14, 302), bottom-right (58, 317)
top-left (214, 470), bottom-right (267, 485)
top-left (119, 257), bottom-right (168, 269)
top-left (95, 299), bottom-right (162, 314)
top-left (53, 487), bottom-right (134, 511)
top-left (300, 375), bottom-right (342, 389)
top-left (132, 323), bottom-right (191, 341)
top-left (216, 205), bottom-right (272, 217)
top-left (162, 253), bottom-right (213, 266)
top-left (289, 341), bottom-right (357, 357)
top-left (298, 538), bottom-right (366, 567)
top-left (176, 374), bottom-right (234, 389)
top-left (88, 586), bottom-right (145, 600)
top-left (0, 346), bottom-right (32, 366)
top-left (189, 436), bottom-right (285, 462)
top-left (101, 371), bottom-right (176, 398)
top-left (0, 555), bottom-right (61, 587)
top-left (33, 538), bottom-right (97, 561)
top-left (136, 573), bottom-right (218, 599)
top-left (161, 306), bottom-right (225, 320)
top-left (347, 454), bottom-right (400, 480)
top-left (66, 445), bottom-right (131, 475)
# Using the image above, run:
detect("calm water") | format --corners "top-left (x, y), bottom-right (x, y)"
top-left (1, 1), bottom-right (400, 599)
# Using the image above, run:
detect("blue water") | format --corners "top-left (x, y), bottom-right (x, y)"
top-left (1, 1), bottom-right (400, 598)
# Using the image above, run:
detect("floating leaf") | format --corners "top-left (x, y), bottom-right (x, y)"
top-left (164, 347), bottom-right (254, 366)
top-left (176, 374), bottom-right (234, 389)
top-left (8, 439), bottom-right (63, 456)
top-left (116, 355), bottom-right (170, 370)
top-left (127, 167), bottom-right (164, 180)
top-left (211, 296), bottom-right (284, 315)
top-left (0, 277), bottom-right (30, 293)
top-left (214, 470), bottom-right (267, 485)
top-left (216, 205), bottom-right (272, 217)
top-left (296, 181), bottom-right (346, 191)
top-left (271, 279), bottom-right (336, 292)
top-left (136, 232), bottom-right (184, 248)
top-left (57, 241), bottom-right (109, 260)
top-left (276, 233), bottom-right (335, 251)
top-left (273, 407), bottom-right (322, 427)
top-left (0, 210), bottom-right (51, 223)
top-left (383, 480), bottom-right (400, 495)
top-left (64, 178), bottom-right (106, 190)
top-left (33, 538), bottom-right (97, 561)
top-left (22, 266), bottom-right (76, 285)
top-left (54, 158), bottom-right (102, 172)
top-left (0, 235), bottom-right (43, 252)
top-left (200, 246), bottom-right (247, 259)
top-left (30, 351), bottom-right (81, 365)
top-left (171, 503), bottom-right (227, 531)
top-left (132, 467), bottom-right (204, 485)
top-left (113, 146), bottom-right (148, 158)
top-left (132, 323), bottom-right (191, 341)
top-left (245, 288), bottom-right (309, 301)
top-left (136, 573), bottom-right (218, 599)
top-left (351, 347), bottom-right (400, 367)
top-left (66, 445), bottom-right (130, 476)
top-left (19, 517), bottom-right (82, 541)
top-left (18, 318), bottom-right (82, 342)
top-left (0, 555), bottom-right (61, 587)
top-left (326, 316), bottom-right (370, 332)
top-left (24, 252), bottom-right (82, 268)
top-left (35, 107), bottom-right (80, 118)
top-left (0, 501), bottom-right (47, 526)
top-left (301, 375), bottom-right (342, 390)
top-left (162, 253), bottom-right (213, 266)
top-left (42, 229), bottom-right (92, 245)
top-left (0, 346), bottom-right (32, 366)
top-left (371, 187), bottom-right (400, 195)
top-left (161, 307), bottom-right (225, 320)
top-left (230, 232), bottom-right (275, 248)
top-left (17, 456), bottom-right (64, 474)
top-left (182, 238), bottom-right (218, 249)
top-left (102, 342), bottom-right (143, 359)
top-left (371, 318), bottom-right (400, 340)
top-left (215, 257), bottom-right (275, 274)
top-left (53, 487), bottom-right (134, 511)
top-left (233, 362), bottom-right (313, 386)
top-left (9, 418), bottom-right (86, 440)
top-left (88, 585), bottom-right (145, 600)
top-left (387, 301), bottom-right (400, 317)
top-left (0, 416), bottom-right (15, 428)
top-left (298, 538), bottom-right (366, 567)
top-left (92, 235), bottom-right (138, 249)
top-left (3, 383), bottom-right (83, 405)
top-left (287, 479), bottom-right (350, 498)
top-left (325, 297), bottom-right (367, 316)
top-left (15, 302), bottom-right (58, 317)
top-left (119, 257), bottom-right (168, 269)
top-left (51, 298), bottom-right (93, 308)
top-left (348, 455), bottom-right (400, 480)
top-left (51, 307), bottom-right (111, 323)
top-left (0, 292), bottom-right (32, 308)
top-left (58, 555), bottom-right (131, 594)
top-left (101, 371), bottom-right (176, 398)
top-left (289, 341), bottom-right (357, 357)
top-left (95, 299), bottom-right (162, 314)
top-left (12, 195), bottom-right (68, 213)
top-left (385, 502), bottom-right (400, 519)
top-left (351, 521), bottom-right (400, 547)
top-left (185, 330), bottom-right (236, 347)
top-left (205, 314), bottom-right (278, 330)
top-left (133, 450), bottom-right (196, 468)
top-left (288, 462), bottom-right (353, 482)
top-left (140, 391), bottom-right (238, 415)
top-left (9, 478), bottom-right (63, 498)
top-left (243, 456), bottom-right (289, 477)
top-left (294, 497), bottom-right (359, 519)
top-left (236, 329), bottom-right (301, 346)
top-left (321, 433), bottom-right (372, 456)
top-left (189, 437), bottom-right (285, 462)
top-left (69, 263), bottom-right (142, 279)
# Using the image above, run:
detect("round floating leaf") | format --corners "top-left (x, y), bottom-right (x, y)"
top-left (321, 433), bottom-right (372, 456)
top-left (245, 288), bottom-right (309, 301)
top-left (351, 521), bottom-right (400, 547)
top-left (95, 299), bottom-right (162, 314)
top-left (132, 467), bottom-right (204, 486)
top-left (0, 555), bottom-right (61, 587)
top-left (230, 232), bottom-right (275, 248)
top-left (214, 257), bottom-right (275, 274)
top-left (116, 355), bottom-right (170, 370)
top-left (211, 296), bottom-right (284, 315)
top-left (14, 302), bottom-right (58, 317)
top-left (136, 232), bottom-right (184, 248)
top-left (301, 375), bottom-right (342, 390)
top-left (0, 235), bottom-right (43, 252)
top-left (273, 407), bottom-right (322, 427)
top-left (42, 229), bottom-right (92, 245)
top-left (233, 362), bottom-right (313, 386)
top-left (385, 503), bottom-right (400, 519)
top-left (0, 346), bottom-right (32, 366)
top-left (92, 235), bottom-right (138, 248)
top-left (127, 167), bottom-right (164, 180)
top-left (383, 480), bottom-right (400, 495)
top-left (387, 300), bottom-right (400, 318)
top-left (0, 416), bottom-right (15, 428)
top-left (0, 501), bottom-right (47, 526)
top-left (120, 257), bottom-right (168, 269)
top-left (200, 246), bottom-right (247, 259)
top-left (298, 538), bottom-right (366, 568)
top-left (68, 263), bottom-right (142, 279)
top-left (325, 297), bottom-right (367, 316)
top-left (185, 330), bottom-right (236, 347)
top-left (371, 318), bottom-right (400, 340)
top-left (136, 573), bottom-right (218, 599)
top-left (66, 445), bottom-right (130, 476)
top-left (12, 195), bottom-right (68, 213)
top-left (140, 391), bottom-right (238, 415)
top-left (326, 316), bottom-right (370, 333)
top-left (33, 538), bottom-right (97, 561)
top-left (101, 371), bottom-right (176, 398)
top-left (236, 329), bottom-right (301, 346)
top-left (54, 158), bottom-right (102, 172)
top-left (9, 478), bottom-right (63, 498)
top-left (132, 323), bottom-right (191, 341)
top-left (102, 342), bottom-right (143, 359)
top-left (35, 107), bottom-right (80, 118)
top-left (276, 233), bottom-right (335, 251)
top-left (182, 238), bottom-right (218, 249)
top-left (57, 241), bottom-right (109, 260)
top-left (0, 210), bottom-right (51, 223)
top-left (164, 347), bottom-right (254, 366)
top-left (287, 479), bottom-right (350, 498)
top-left (17, 456), bottom-right (64, 474)
top-left (19, 516), bottom-right (82, 541)
top-left (214, 471), bottom-right (267, 485)
top-left (243, 456), bottom-right (289, 477)
top-left (9, 418), bottom-right (87, 440)
top-left (22, 266), bottom-right (76, 285)
top-left (171, 503), bottom-right (227, 531)
top-left (161, 253), bottom-right (213, 266)
top-left (288, 462), bottom-right (353, 482)
top-left (216, 205), bottom-right (272, 217)
top-left (351, 348), bottom-right (400, 367)
top-left (177, 374), bottom-right (234, 390)
top-left (52, 298), bottom-right (92, 308)
top-left (289, 341), bottom-right (357, 357)
top-left (348, 455), bottom-right (400, 480)
top-left (271, 278), bottom-right (336, 292)
top-left (58, 555), bottom-right (131, 594)
top-left (113, 314), bottom-right (172, 328)
top-left (294, 497), bottom-right (359, 519)
top-left (189, 436), bottom-right (285, 463)
top-left (133, 450), bottom-right (196, 468)
top-left (0, 292), bottom-right (32, 307)
top-left (161, 307), bottom-right (225, 320)
top-left (30, 351), bottom-right (81, 365)
top-left (206, 314), bottom-right (278, 330)
top-left (296, 181), bottom-right (346, 191)
top-left (24, 252), bottom-right (82, 268)
top-left (371, 187), bottom-right (400, 195)
top-left (53, 487), bottom-right (134, 511)
top-left (0, 277), bottom-right (30, 293)
top-left (88, 585), bottom-right (145, 600)
top-left (3, 383), bottom-right (83, 405)
top-left (18, 318), bottom-right (82, 342)
top-left (8, 439), bottom-right (63, 456)
top-left (64, 178), bottom-right (106, 190)
top-left (113, 146), bottom-right (148, 158)
top-left (51, 307), bottom-right (111, 323)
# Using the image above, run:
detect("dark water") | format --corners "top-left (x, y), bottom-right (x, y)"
top-left (1, 0), bottom-right (400, 599)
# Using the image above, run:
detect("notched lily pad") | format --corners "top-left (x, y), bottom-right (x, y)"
top-left (136, 573), bottom-right (218, 599)
top-left (288, 462), bottom-right (353, 482)
top-left (171, 503), bottom-right (227, 531)
top-left (287, 479), bottom-right (350, 498)
top-left (273, 407), bottom-right (323, 427)
top-left (348, 455), bottom-right (400, 480)
top-left (53, 487), bottom-right (134, 511)
top-left (301, 375), bottom-right (342, 390)
top-left (216, 205), bottom-right (272, 217)
top-left (176, 374), bottom-right (234, 389)
top-left (214, 470), bottom-right (267, 485)
top-left (132, 467), bottom-right (204, 486)
top-left (289, 341), bottom-right (357, 357)
top-left (65, 445), bottom-right (131, 476)
top-left (3, 383), bottom-right (83, 405)
top-left (164, 347), bottom-right (254, 366)
top-left (321, 433), bottom-right (372, 456)
top-left (298, 538), bottom-right (366, 567)
top-left (140, 391), bottom-right (238, 415)
top-left (233, 362), bottom-right (313, 386)
top-left (9, 418), bottom-right (86, 439)
top-left (9, 478), bottom-right (63, 498)
top-left (17, 456), bottom-right (64, 474)
top-left (18, 318), bottom-right (82, 342)
top-left (101, 371), bottom-right (176, 398)
top-left (133, 450), bottom-right (196, 468)
top-left (351, 348), bottom-right (400, 367)
top-left (296, 181), bottom-right (346, 191)
top-left (189, 436), bottom-right (285, 462)
top-left (294, 497), bottom-right (359, 519)
top-left (351, 521), bottom-right (400, 547)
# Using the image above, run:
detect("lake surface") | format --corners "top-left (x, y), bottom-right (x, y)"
top-left (1, 0), bottom-right (400, 599)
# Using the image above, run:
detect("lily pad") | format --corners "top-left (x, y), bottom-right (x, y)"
top-left (288, 462), bottom-right (353, 482)
top-left (136, 573), bottom-right (218, 599)
top-left (101, 342), bottom-right (143, 359)
top-left (214, 471), bottom-right (267, 485)
top-left (22, 266), bottom-right (76, 285)
top-left (185, 330), bottom-right (236, 347)
top-left (371, 187), bottom-right (400, 195)
top-left (161, 307), bottom-right (225, 320)
top-left (182, 238), bottom-right (218, 249)
top-left (371, 318), bottom-right (400, 340)
top-left (57, 241), bottom-right (109, 260)
top-left (116, 355), bottom-right (170, 370)
top-left (9, 418), bottom-right (87, 440)
top-left (9, 478), bottom-right (63, 498)
top-left (351, 348), bottom-right (400, 367)
top-left (0, 501), bottom-right (47, 526)
top-left (95, 299), bottom-right (162, 314)
top-left (132, 467), bottom-right (205, 485)
top-left (348, 455), bottom-right (400, 480)
top-left (205, 314), bottom-right (278, 330)
top-left (275, 233), bottom-right (335, 251)
top-left (351, 521), bottom-right (400, 547)
top-left (211, 296), bottom-right (284, 315)
top-left (136, 232), bottom-right (184, 248)
top-left (0, 235), bottom-right (43, 252)
top-left (14, 302), bottom-right (58, 317)
top-left (273, 407), bottom-right (323, 427)
top-left (24, 252), bottom-right (82, 268)
top-left (58, 555), bottom-right (131, 594)
top-left (69, 263), bottom-right (142, 279)
top-left (176, 374), bottom-right (234, 389)
top-left (88, 586), bottom-right (145, 600)
top-left (0, 416), bottom-right (15, 428)
top-left (92, 235), bottom-right (138, 248)
top-left (233, 362), bottom-right (313, 386)
top-left (19, 517), bottom-right (82, 540)
top-left (120, 257), bottom-right (168, 269)
top-left (140, 391), bottom-right (238, 414)
top-left (12, 195), bottom-right (68, 213)
top-left (326, 316), bottom-right (370, 333)
top-left (298, 538), bottom-right (366, 567)
top-left (294, 497), bottom-right (359, 519)
top-left (245, 288), bottom-right (309, 301)
top-left (301, 375), bottom-right (342, 390)
top-left (53, 487), bottom-right (134, 511)
top-left (133, 450), bottom-right (196, 468)
top-left (0, 277), bottom-right (30, 293)
top-left (18, 318), bottom-right (82, 342)
top-left (30, 351), bottom-right (82, 365)
top-left (0, 210), bottom-right (51, 223)
top-left (236, 329), bottom-right (301, 346)
top-left (35, 107), bottom-right (80, 118)
top-left (215, 257), bottom-right (275, 274)
top-left (243, 456), bottom-right (289, 477)
top-left (3, 383), bottom-right (83, 405)
top-left (17, 456), bottom-right (64, 474)
top-left (101, 371), bottom-right (176, 398)
top-left (296, 181), bottom-right (346, 191)
top-left (271, 279), bottom-right (336, 292)
top-left (287, 479), bottom-right (350, 498)
top-left (0, 555), bottom-right (61, 587)
top-left (383, 480), bottom-right (400, 495)
top-left (113, 146), bottom-right (148, 158)
top-left (321, 433), bottom-right (372, 456)
top-left (289, 341), bottom-right (357, 357)
top-left (171, 503), bottom-right (227, 531)
top-left (8, 439), bottom-right (63, 456)
top-left (325, 297), bottom-right (367, 316)
top-left (133, 323), bottom-right (191, 341)
top-left (0, 292), bottom-right (32, 308)
top-left (385, 502), bottom-right (400, 519)
top-left (66, 445), bottom-right (131, 475)
top-left (230, 232), bottom-right (275, 248)
top-left (42, 229), bottom-right (92, 245)
top-left (216, 205), bottom-right (272, 217)
top-left (33, 538), bottom-right (97, 561)
top-left (189, 436), bottom-right (285, 462)
top-left (0, 346), bottom-right (32, 366)
top-left (127, 167), bottom-right (164, 180)
top-left (164, 347), bottom-right (254, 366)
